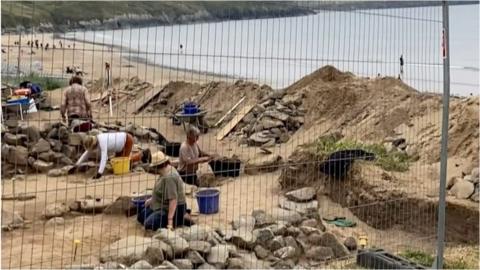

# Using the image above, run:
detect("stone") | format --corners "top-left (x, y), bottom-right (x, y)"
top-left (143, 246), bottom-right (164, 266)
top-left (273, 246), bottom-right (296, 259)
top-left (267, 221), bottom-right (288, 236)
top-left (43, 203), bottom-right (69, 218)
top-left (49, 139), bottom-right (63, 152)
top-left (253, 227), bottom-right (274, 246)
top-left (251, 209), bottom-right (275, 227)
top-left (1, 210), bottom-right (24, 230)
top-left (232, 215), bottom-right (256, 230)
top-left (3, 133), bottom-right (28, 145)
top-left (172, 259), bottom-right (193, 269)
top-left (264, 110), bottom-right (289, 122)
top-left (207, 245), bottom-right (229, 266)
top-left (225, 228), bottom-right (257, 249)
top-left (155, 260), bottom-right (178, 269)
top-left (258, 117), bottom-right (283, 130)
top-left (278, 133), bottom-right (291, 143)
top-left (472, 167), bottom-right (480, 179)
top-left (308, 233), bottom-right (323, 246)
top-left (207, 231), bottom-right (225, 246)
top-left (262, 139), bottom-right (276, 148)
top-left (267, 236), bottom-right (285, 252)
top-left (131, 260), bottom-right (152, 269)
top-left (254, 245), bottom-right (270, 259)
top-left (4, 119), bottom-right (19, 129)
top-left (101, 237), bottom-right (169, 266)
top-left (31, 138), bottom-right (51, 153)
top-left (68, 132), bottom-right (86, 146)
top-left (79, 198), bottom-right (113, 212)
top-left (38, 151), bottom-right (55, 162)
top-left (449, 180), bottom-right (475, 199)
top-left (284, 226), bottom-right (301, 237)
top-left (465, 174), bottom-right (479, 184)
top-left (281, 93), bottom-right (303, 106)
top-left (103, 196), bottom-right (136, 215)
top-left (177, 225), bottom-right (212, 241)
top-left (306, 246), bottom-right (334, 261)
top-left (47, 165), bottom-right (75, 177)
top-left (58, 126), bottom-right (69, 142)
top-left (236, 252), bottom-right (270, 269)
top-left (300, 226), bottom-right (321, 235)
top-left (189, 241), bottom-right (211, 254)
top-left (284, 236), bottom-right (300, 253)
top-left (197, 263), bottom-right (217, 270)
top-left (447, 177), bottom-right (460, 190)
top-left (8, 146), bottom-right (29, 165)
top-left (285, 187), bottom-right (316, 202)
top-left (153, 229), bottom-right (189, 256)
top-left (196, 163), bottom-right (216, 187)
top-left (186, 250), bottom-right (205, 265)
top-left (270, 208), bottom-right (302, 224)
top-left (470, 185), bottom-right (479, 202)
top-left (32, 160), bottom-right (54, 173)
top-left (248, 132), bottom-right (270, 146)
top-left (102, 261), bottom-right (123, 269)
top-left (21, 125), bottom-right (41, 144)
top-left (300, 218), bottom-right (318, 228)
top-left (45, 217), bottom-right (65, 227)
top-left (317, 232), bottom-right (350, 258)
top-left (227, 258), bottom-right (245, 269)
top-left (244, 154), bottom-right (282, 175)
top-left (279, 199), bottom-right (318, 214)
top-left (344, 237), bottom-right (357, 251)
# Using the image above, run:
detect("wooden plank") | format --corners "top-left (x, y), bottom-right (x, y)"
top-left (216, 104), bottom-right (254, 141)
top-left (131, 86), bottom-right (165, 114)
top-left (214, 96), bottom-right (245, 128)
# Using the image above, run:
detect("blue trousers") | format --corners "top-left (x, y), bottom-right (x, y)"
top-left (137, 203), bottom-right (192, 231)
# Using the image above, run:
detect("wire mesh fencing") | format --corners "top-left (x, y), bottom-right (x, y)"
top-left (1, 1), bottom-right (479, 269)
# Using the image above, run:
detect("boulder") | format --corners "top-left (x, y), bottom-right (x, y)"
top-left (299, 226), bottom-right (321, 235)
top-left (258, 117), bottom-right (283, 130)
top-left (225, 228), bottom-right (257, 249)
top-left (447, 177), bottom-right (460, 190)
top-left (155, 261), bottom-right (179, 269)
top-left (177, 225), bottom-right (212, 241)
top-left (278, 133), bottom-right (291, 143)
top-left (284, 236), bottom-right (300, 255)
top-left (207, 245), bottom-right (230, 266)
top-left (284, 226), bottom-right (301, 237)
top-left (197, 263), bottom-right (217, 269)
top-left (254, 245), bottom-right (270, 259)
top-left (8, 146), bottom-right (29, 165)
top-left (472, 167), bottom-right (480, 179)
top-left (267, 221), bottom-right (288, 236)
top-left (188, 241), bottom-right (211, 254)
top-left (186, 250), bottom-right (205, 265)
top-left (172, 259), bottom-right (193, 269)
top-left (197, 163), bottom-right (216, 187)
top-left (307, 233), bottom-right (323, 246)
top-left (279, 199), bottom-right (318, 214)
top-left (79, 198), bottom-right (114, 213)
top-left (3, 133), bottom-right (27, 146)
top-left (281, 93), bottom-right (303, 106)
top-left (1, 210), bottom-right (24, 230)
top-left (273, 246), bottom-right (296, 259)
top-left (49, 139), bottom-right (63, 152)
top-left (244, 154), bottom-right (282, 175)
top-left (4, 119), bottom-right (18, 129)
top-left (285, 187), bottom-right (316, 202)
top-left (31, 138), bottom-right (51, 154)
top-left (47, 165), bottom-right (75, 177)
top-left (131, 260), bottom-right (152, 269)
top-left (270, 208), bottom-right (302, 224)
top-left (143, 246), bottom-right (164, 266)
top-left (236, 252), bottom-right (270, 269)
top-left (317, 232), bottom-right (350, 258)
top-left (43, 203), bottom-right (69, 218)
top-left (100, 236), bottom-right (167, 265)
top-left (248, 132), bottom-right (271, 146)
top-left (344, 237), bottom-right (357, 251)
top-left (470, 185), bottom-right (479, 202)
top-left (153, 229), bottom-right (189, 256)
top-left (267, 236), bottom-right (285, 252)
top-left (232, 215), bottom-right (256, 230)
top-left (305, 246), bottom-right (334, 261)
top-left (68, 132), bottom-right (86, 146)
top-left (58, 126), bottom-right (69, 142)
top-left (227, 258), bottom-right (245, 269)
top-left (21, 125), bottom-right (41, 144)
top-left (300, 218), bottom-right (318, 228)
top-left (264, 110), bottom-right (289, 122)
top-left (465, 174), bottom-right (479, 184)
top-left (38, 151), bottom-right (56, 162)
top-left (253, 227), bottom-right (274, 246)
top-left (45, 217), bottom-right (65, 227)
top-left (103, 196), bottom-right (135, 215)
top-left (32, 160), bottom-right (54, 173)
top-left (251, 209), bottom-right (275, 227)
top-left (449, 180), bottom-right (475, 199)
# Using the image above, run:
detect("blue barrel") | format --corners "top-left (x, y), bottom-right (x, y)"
top-left (183, 102), bottom-right (199, 115)
top-left (131, 195), bottom-right (152, 212)
top-left (196, 189), bottom-right (220, 214)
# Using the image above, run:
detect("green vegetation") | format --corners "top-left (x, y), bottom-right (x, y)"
top-left (3, 73), bottom-right (67, 91)
top-left (399, 249), bottom-right (474, 269)
top-left (310, 135), bottom-right (411, 172)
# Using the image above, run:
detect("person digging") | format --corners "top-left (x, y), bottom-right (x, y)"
top-left (75, 132), bottom-right (152, 180)
top-left (137, 151), bottom-right (195, 231)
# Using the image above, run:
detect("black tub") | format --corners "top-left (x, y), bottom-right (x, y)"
top-left (209, 159), bottom-right (242, 178)
top-left (164, 142), bottom-right (181, 157)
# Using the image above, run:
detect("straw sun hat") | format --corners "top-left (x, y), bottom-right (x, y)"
top-left (82, 135), bottom-right (98, 150)
top-left (149, 151), bottom-right (169, 168)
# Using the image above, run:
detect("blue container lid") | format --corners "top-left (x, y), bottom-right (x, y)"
top-left (196, 189), bottom-right (220, 197)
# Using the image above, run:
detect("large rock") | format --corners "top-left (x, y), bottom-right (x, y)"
top-left (281, 93), bottom-right (303, 106)
top-left (38, 151), bottom-right (56, 162)
top-left (8, 146), bottom-right (29, 165)
top-left (172, 259), bottom-right (193, 269)
top-left (253, 227), bottom-right (274, 246)
top-left (20, 125), bottom-right (41, 144)
top-left (45, 217), bottom-right (65, 227)
top-left (31, 139), bottom-right (51, 153)
top-left (470, 185), bottom-right (479, 202)
top-left (305, 246), bottom-right (334, 261)
top-left (254, 245), bottom-right (270, 259)
top-left (267, 236), bottom-right (285, 252)
top-left (32, 160), bottom-right (54, 173)
top-left (273, 246), bottom-right (296, 259)
top-left (236, 252), bottom-right (270, 269)
top-left (248, 132), bottom-right (271, 146)
top-left (232, 215), bottom-right (256, 230)
top-left (258, 117), bottom-right (283, 130)
top-left (251, 209), bottom-right (275, 228)
top-left (279, 199), bottom-right (318, 214)
top-left (207, 245), bottom-right (230, 266)
top-left (244, 154), bottom-right (282, 175)
top-left (68, 132), bottom-right (86, 146)
top-left (267, 221), bottom-right (288, 236)
top-left (49, 139), bottom-right (63, 152)
top-left (227, 258), bottom-right (245, 269)
top-left (3, 133), bottom-right (27, 146)
top-left (197, 263), bottom-right (217, 269)
top-left (472, 167), bottom-right (480, 179)
top-left (1, 210), bottom-right (24, 230)
top-left (225, 228), bottom-right (257, 249)
top-left (285, 187), bottom-right (316, 202)
top-left (270, 208), bottom-right (302, 224)
top-left (43, 203), bottom-right (69, 218)
top-left (177, 225), bottom-right (212, 241)
top-left (264, 110), bottom-right (289, 122)
top-left (189, 241), bottom-right (212, 255)
top-left (186, 250), bottom-right (205, 265)
top-left (197, 163), bottom-right (216, 187)
top-left (103, 196), bottom-right (135, 215)
top-left (300, 218), bottom-right (318, 228)
top-left (317, 232), bottom-right (350, 258)
top-left (79, 198), bottom-right (114, 213)
top-left (47, 165), bottom-right (75, 177)
top-left (449, 180), bottom-right (475, 199)
top-left (100, 236), bottom-right (167, 265)
top-left (143, 246), bottom-right (164, 266)
top-left (344, 237), bottom-right (357, 251)
top-left (131, 260), bottom-right (152, 269)
top-left (154, 229), bottom-right (189, 256)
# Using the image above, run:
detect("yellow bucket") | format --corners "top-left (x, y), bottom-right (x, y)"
top-left (111, 157), bottom-right (130, 175)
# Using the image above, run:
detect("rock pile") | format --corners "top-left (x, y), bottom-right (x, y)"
top-left (449, 167), bottom-right (479, 202)
top-left (73, 187), bottom-right (354, 269)
top-left (1, 121), bottom-right (160, 179)
top-left (230, 90), bottom-right (306, 146)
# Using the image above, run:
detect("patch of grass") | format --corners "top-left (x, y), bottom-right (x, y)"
top-left (399, 249), bottom-right (476, 269)
top-left (3, 73), bottom-right (67, 91)
top-left (311, 135), bottom-right (411, 172)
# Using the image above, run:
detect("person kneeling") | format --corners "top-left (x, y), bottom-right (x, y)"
top-left (137, 151), bottom-right (194, 231)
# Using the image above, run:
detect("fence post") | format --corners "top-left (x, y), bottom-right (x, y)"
top-left (434, 1), bottom-right (450, 269)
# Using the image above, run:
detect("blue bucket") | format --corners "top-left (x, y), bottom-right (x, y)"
top-left (196, 189), bottom-right (220, 214)
top-left (183, 102), bottom-right (199, 115)
top-left (131, 195), bottom-right (152, 211)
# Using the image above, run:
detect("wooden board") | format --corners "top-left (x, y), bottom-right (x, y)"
top-left (216, 104), bottom-right (254, 141)
top-left (131, 86), bottom-right (165, 114)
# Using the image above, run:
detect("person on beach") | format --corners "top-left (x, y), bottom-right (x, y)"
top-left (399, 54), bottom-right (404, 75)
top-left (76, 132), bottom-right (152, 180)
top-left (60, 76), bottom-right (92, 125)
top-left (137, 151), bottom-right (194, 231)
top-left (177, 126), bottom-right (213, 186)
